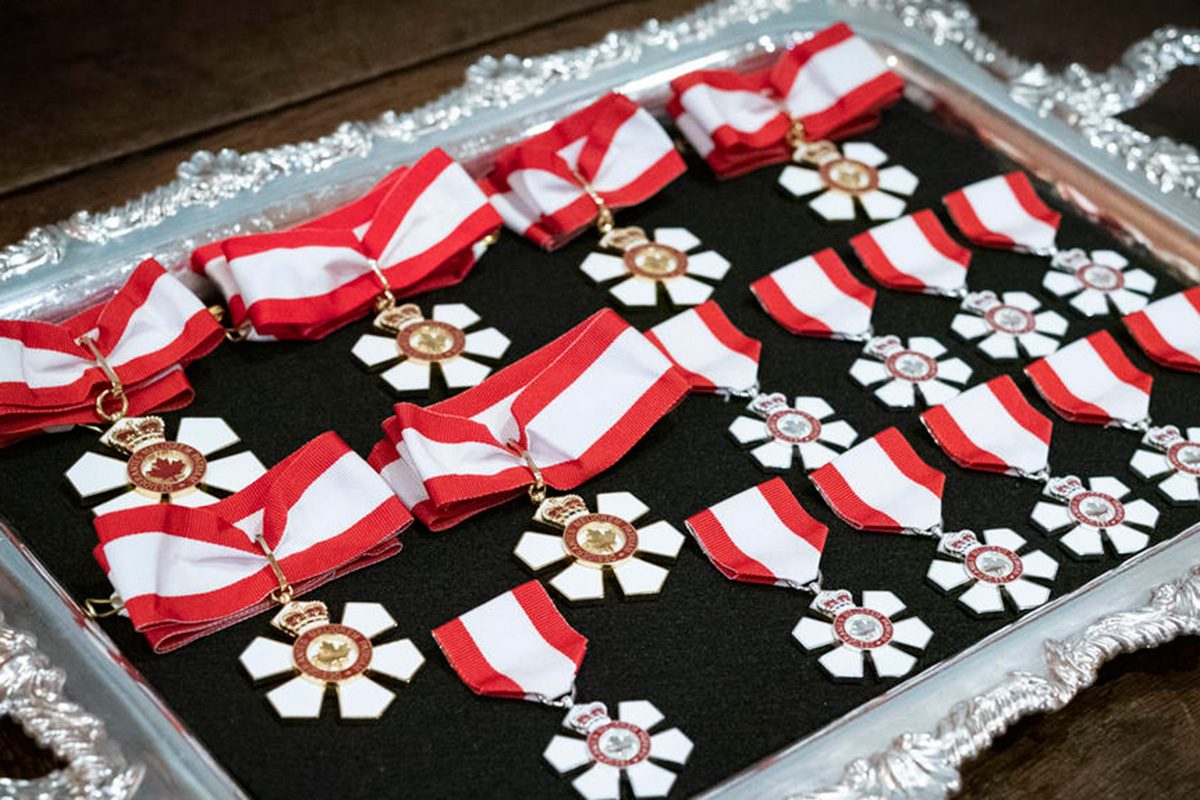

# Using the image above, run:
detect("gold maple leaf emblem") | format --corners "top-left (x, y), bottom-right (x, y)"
top-left (581, 525), bottom-right (618, 554)
top-left (314, 639), bottom-right (352, 669)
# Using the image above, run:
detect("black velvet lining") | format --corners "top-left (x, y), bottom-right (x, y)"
top-left (0, 99), bottom-right (1196, 799)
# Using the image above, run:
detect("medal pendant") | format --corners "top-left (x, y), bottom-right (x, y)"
top-left (580, 226), bottom-right (730, 308)
top-left (778, 141), bottom-right (917, 222)
top-left (544, 700), bottom-right (693, 800)
top-left (848, 334), bottom-right (972, 409)
top-left (950, 290), bottom-right (1067, 361)
top-left (239, 600), bottom-right (423, 721)
top-left (351, 302), bottom-right (510, 394)
top-left (64, 416), bottom-right (264, 516)
top-left (513, 493), bottom-right (685, 602)
top-left (1030, 475), bottom-right (1160, 558)
top-left (927, 529), bottom-right (1057, 616)
top-left (793, 589), bottom-right (931, 681)
top-left (1130, 425), bottom-right (1200, 505)
top-left (728, 392), bottom-right (857, 472)
top-left (1043, 248), bottom-right (1155, 317)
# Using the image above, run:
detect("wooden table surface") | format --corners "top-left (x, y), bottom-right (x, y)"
top-left (1, 1), bottom-right (1198, 796)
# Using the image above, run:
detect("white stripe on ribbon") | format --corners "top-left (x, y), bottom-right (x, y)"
top-left (785, 35), bottom-right (891, 117)
top-left (705, 484), bottom-right (822, 586)
top-left (934, 382), bottom-right (1050, 475)
top-left (456, 590), bottom-right (578, 698)
top-left (1038, 336), bottom-right (1150, 424)
top-left (959, 175), bottom-right (1057, 254)
top-left (827, 436), bottom-right (943, 531)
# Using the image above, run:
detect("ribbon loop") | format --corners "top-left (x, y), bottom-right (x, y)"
top-left (644, 300), bottom-right (761, 396)
top-left (943, 172), bottom-right (1061, 255)
top-left (1025, 331), bottom-right (1153, 428)
top-left (1123, 287), bottom-right (1200, 373)
top-left (850, 210), bottom-right (972, 296)
top-left (751, 249), bottom-right (876, 340)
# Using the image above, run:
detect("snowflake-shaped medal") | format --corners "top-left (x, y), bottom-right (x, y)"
top-left (580, 227), bottom-right (730, 308)
top-left (1042, 248), bottom-right (1156, 317)
top-left (951, 290), bottom-right (1068, 360)
top-left (849, 335), bottom-right (972, 409)
top-left (239, 600), bottom-right (424, 720)
top-left (351, 302), bottom-right (510, 393)
top-left (728, 393), bottom-right (857, 471)
top-left (1030, 475), bottom-right (1160, 558)
top-left (1130, 425), bottom-right (1200, 505)
top-left (544, 700), bottom-right (693, 800)
top-left (64, 416), bottom-right (265, 516)
top-left (779, 142), bottom-right (918, 222)
top-left (927, 529), bottom-right (1058, 616)
top-left (793, 589), bottom-right (932, 681)
top-left (515, 493), bottom-right (685, 602)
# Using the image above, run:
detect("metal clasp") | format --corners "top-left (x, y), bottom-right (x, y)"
top-left (254, 534), bottom-right (294, 606)
top-left (507, 440), bottom-right (547, 505)
top-left (76, 333), bottom-right (128, 423)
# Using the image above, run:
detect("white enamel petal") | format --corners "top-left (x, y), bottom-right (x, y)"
top-left (239, 637), bottom-right (295, 681)
top-left (849, 359), bottom-right (890, 387)
top-left (1070, 289), bottom-right (1110, 317)
top-left (203, 451), bottom-right (267, 493)
top-left (842, 142), bottom-right (889, 167)
top-left (654, 227), bottom-right (701, 252)
top-left (790, 396), bottom-right (833, 419)
top-left (935, 357), bottom-right (972, 384)
top-left (870, 643), bottom-right (918, 678)
top-left (337, 677), bottom-right (395, 720)
top-left (649, 728), bottom-right (694, 765)
top-left (858, 190), bottom-right (906, 221)
top-left (609, 277), bottom-right (660, 307)
top-left (751, 439), bottom-right (796, 470)
top-left (917, 379), bottom-right (962, 407)
top-left (1160, 472), bottom-right (1200, 503)
top-left (1042, 270), bottom-right (1081, 296)
top-left (618, 700), bottom-right (664, 731)
top-left (951, 314), bottom-right (990, 340)
top-left (65, 452), bottom-right (131, 498)
top-left (580, 252), bottom-right (630, 283)
top-left (545, 735), bottom-right (593, 774)
top-left (369, 639), bottom-right (425, 683)
top-left (597, 492), bottom-right (649, 524)
top-left (1017, 331), bottom-right (1061, 358)
top-left (1109, 288), bottom-right (1150, 315)
top-left (796, 441), bottom-right (839, 470)
top-left (1033, 310), bottom-right (1069, 336)
top-left (1088, 476), bottom-right (1129, 498)
top-left (613, 557), bottom-right (670, 597)
top-left (1105, 524), bottom-right (1150, 554)
top-left (1001, 291), bottom-right (1041, 311)
top-left (1130, 449), bottom-right (1171, 479)
top-left (778, 166), bottom-right (825, 197)
top-left (625, 760), bottom-right (678, 798)
top-left (573, 762), bottom-right (621, 800)
top-left (908, 337), bottom-right (947, 358)
top-left (809, 190), bottom-right (856, 221)
top-left (981, 528), bottom-right (1026, 551)
top-left (890, 617), bottom-right (933, 649)
top-left (685, 251), bottom-right (731, 281)
top-left (514, 531), bottom-right (571, 570)
top-left (875, 378), bottom-right (916, 408)
top-left (431, 303), bottom-right (480, 329)
top-left (793, 617), bottom-right (837, 650)
top-left (550, 562), bottom-right (606, 602)
top-left (1190, 427), bottom-right (1200, 441)
top-left (927, 559), bottom-right (972, 591)
top-left (175, 417), bottom-right (240, 455)
top-left (958, 582), bottom-right (1005, 615)
top-left (1020, 550), bottom-right (1060, 581)
top-left (729, 416), bottom-right (770, 445)
top-left (875, 165), bottom-right (919, 196)
top-left (1122, 498), bottom-right (1160, 528)
top-left (1121, 268), bottom-right (1157, 293)
top-left (862, 591), bottom-right (906, 617)
top-left (171, 489), bottom-right (220, 508)
top-left (978, 332), bottom-right (1019, 360)
top-left (819, 419), bottom-right (858, 448)
top-left (635, 521), bottom-right (685, 559)
top-left (818, 646), bottom-right (866, 679)
top-left (1059, 525), bottom-right (1104, 557)
top-left (1089, 250), bottom-right (1127, 268)
top-left (265, 676), bottom-right (325, 719)
top-left (340, 602), bottom-right (396, 640)
top-left (663, 275), bottom-right (715, 307)
top-left (1004, 578), bottom-right (1052, 610)
top-left (380, 359), bottom-right (433, 393)
top-left (463, 328), bottom-right (510, 359)
top-left (92, 490), bottom-right (157, 517)
top-left (351, 334), bottom-right (401, 368)
top-left (1031, 501), bottom-right (1073, 533)
top-left (440, 357), bottom-right (493, 389)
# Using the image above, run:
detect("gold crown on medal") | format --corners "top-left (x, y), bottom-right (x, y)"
top-left (536, 495), bottom-right (590, 528)
top-left (100, 416), bottom-right (167, 455)
top-left (271, 600), bottom-right (331, 638)
top-left (374, 302), bottom-right (426, 334)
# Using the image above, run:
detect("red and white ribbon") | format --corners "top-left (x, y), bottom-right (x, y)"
top-left (849, 210), bottom-right (971, 296)
top-left (1123, 287), bottom-right (1200, 373)
top-left (667, 23), bottom-right (903, 178)
top-left (1024, 330), bottom-right (1153, 428)
top-left (433, 580), bottom-right (587, 704)
top-left (685, 478), bottom-right (827, 589)
top-left (369, 309), bottom-right (689, 530)
top-left (644, 300), bottom-right (761, 396)
top-left (92, 432), bottom-right (411, 653)
top-left (921, 376), bottom-right (1053, 478)
top-left (810, 427), bottom-right (944, 534)
top-left (750, 248), bottom-right (876, 340)
top-left (192, 148), bottom-right (501, 340)
top-left (943, 172), bottom-right (1061, 255)
top-left (480, 93), bottom-right (685, 250)
top-left (0, 259), bottom-right (223, 446)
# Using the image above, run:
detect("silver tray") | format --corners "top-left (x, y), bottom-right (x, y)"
top-left (0, 2), bottom-right (1197, 798)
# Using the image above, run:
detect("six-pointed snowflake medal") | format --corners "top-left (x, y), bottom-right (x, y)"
top-left (728, 392), bottom-right (858, 471)
top-left (64, 416), bottom-right (265, 516)
top-left (351, 302), bottom-right (510, 393)
top-left (1030, 475), bottom-right (1160, 558)
top-left (239, 600), bottom-right (424, 720)
top-left (580, 226), bottom-right (730, 308)
top-left (1131, 425), bottom-right (1200, 505)
top-left (545, 700), bottom-right (693, 800)
top-left (792, 589), bottom-right (932, 681)
top-left (927, 529), bottom-right (1058, 616)
top-left (515, 493), bottom-right (685, 602)
top-left (779, 141), bottom-right (918, 222)
top-left (1043, 248), bottom-right (1156, 317)
top-left (951, 290), bottom-right (1068, 360)
top-left (849, 335), bottom-right (972, 409)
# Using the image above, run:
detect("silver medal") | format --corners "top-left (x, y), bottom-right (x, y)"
top-left (1130, 425), bottom-right (1200, 505)
top-left (927, 528), bottom-right (1058, 615)
top-left (1030, 475), bottom-right (1160, 558)
top-left (728, 392), bottom-right (857, 471)
top-left (792, 589), bottom-right (932, 681)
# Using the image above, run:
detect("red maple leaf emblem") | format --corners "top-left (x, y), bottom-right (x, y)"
top-left (147, 457), bottom-right (186, 482)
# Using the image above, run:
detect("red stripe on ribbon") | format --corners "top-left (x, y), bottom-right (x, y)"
top-left (1123, 287), bottom-right (1200, 373)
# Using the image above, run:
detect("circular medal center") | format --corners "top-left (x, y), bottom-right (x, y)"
top-left (832, 607), bottom-right (894, 649)
top-left (819, 158), bottom-right (878, 194)
top-left (1167, 441), bottom-right (1200, 476)
top-left (397, 320), bottom-right (466, 362)
top-left (293, 624), bottom-right (372, 683)
top-left (1075, 263), bottom-right (1124, 292)
top-left (563, 513), bottom-right (639, 566)
top-left (766, 409), bottom-right (822, 444)
top-left (623, 243), bottom-right (688, 280)
top-left (126, 441), bottom-right (207, 496)
top-left (885, 349), bottom-right (938, 382)
top-left (1068, 491), bottom-right (1126, 528)
top-left (985, 304), bottom-right (1036, 335)
top-left (587, 721), bottom-right (651, 768)
top-left (965, 546), bottom-right (1024, 584)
